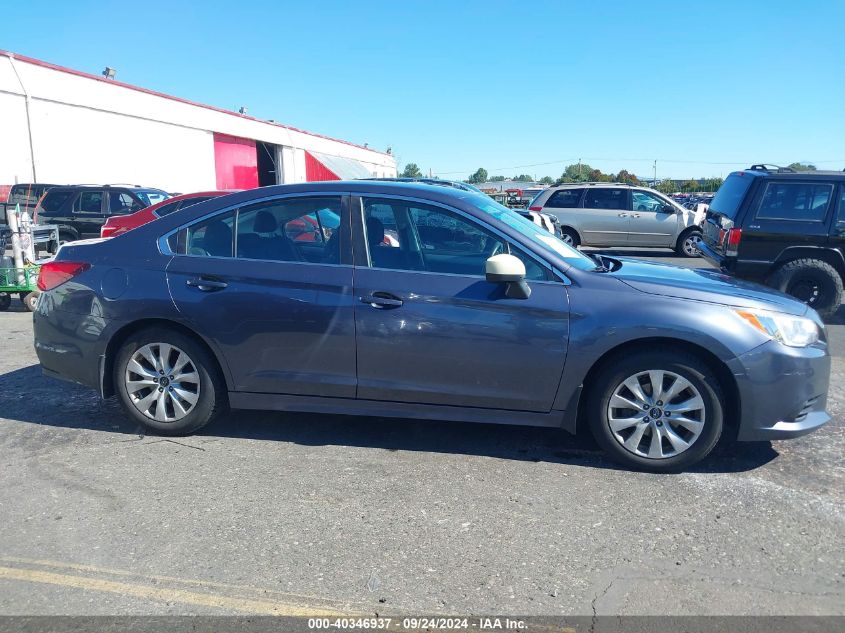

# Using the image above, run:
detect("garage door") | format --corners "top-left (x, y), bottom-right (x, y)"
top-left (213, 133), bottom-right (258, 189)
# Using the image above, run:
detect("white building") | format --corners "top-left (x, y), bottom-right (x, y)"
top-left (0, 50), bottom-right (396, 198)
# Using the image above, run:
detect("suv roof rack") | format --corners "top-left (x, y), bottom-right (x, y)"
top-left (749, 164), bottom-right (796, 173)
top-left (557, 182), bottom-right (638, 187)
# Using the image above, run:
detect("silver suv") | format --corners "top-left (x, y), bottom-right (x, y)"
top-left (529, 183), bottom-right (705, 257)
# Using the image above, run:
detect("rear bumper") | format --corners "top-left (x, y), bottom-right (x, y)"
top-left (731, 340), bottom-right (831, 441)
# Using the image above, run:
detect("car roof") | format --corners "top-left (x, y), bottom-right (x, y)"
top-left (45, 184), bottom-right (168, 192)
top-left (730, 167), bottom-right (845, 179)
top-left (146, 190), bottom-right (234, 211)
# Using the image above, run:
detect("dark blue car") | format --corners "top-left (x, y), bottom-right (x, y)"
top-left (33, 181), bottom-right (831, 471)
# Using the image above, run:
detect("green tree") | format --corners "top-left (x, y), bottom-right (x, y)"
top-left (656, 179), bottom-right (677, 194)
top-left (401, 163), bottom-right (422, 178)
top-left (468, 168), bottom-right (488, 184)
top-left (788, 162), bottom-right (817, 171)
top-left (513, 174), bottom-right (533, 182)
top-left (539, 176), bottom-right (554, 185)
top-left (489, 175), bottom-right (506, 182)
top-left (557, 163), bottom-right (594, 183)
top-left (684, 179), bottom-right (699, 192)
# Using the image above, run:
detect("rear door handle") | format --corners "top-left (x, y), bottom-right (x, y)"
top-left (618, 213), bottom-right (629, 217)
top-left (630, 213), bottom-right (640, 218)
top-left (186, 277), bottom-right (228, 292)
top-left (360, 292), bottom-right (403, 308)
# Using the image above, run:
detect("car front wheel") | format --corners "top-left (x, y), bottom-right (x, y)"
top-left (588, 351), bottom-right (724, 471)
top-left (676, 229), bottom-right (703, 257)
top-left (767, 258), bottom-right (843, 320)
top-left (114, 328), bottom-right (227, 435)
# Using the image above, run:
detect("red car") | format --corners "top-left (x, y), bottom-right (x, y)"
top-left (100, 191), bottom-right (234, 238)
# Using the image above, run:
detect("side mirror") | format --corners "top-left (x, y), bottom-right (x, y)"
top-left (486, 253), bottom-right (531, 299)
top-left (660, 204), bottom-right (676, 214)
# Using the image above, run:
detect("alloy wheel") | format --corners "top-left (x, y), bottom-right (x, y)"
top-left (561, 233), bottom-right (575, 246)
top-left (124, 343), bottom-right (200, 422)
top-left (683, 234), bottom-right (702, 256)
top-left (607, 369), bottom-right (706, 459)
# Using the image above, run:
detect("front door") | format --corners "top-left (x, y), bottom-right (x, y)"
top-left (628, 190), bottom-right (679, 247)
top-left (353, 197), bottom-right (569, 412)
top-left (579, 188), bottom-right (630, 246)
top-left (166, 195), bottom-right (357, 397)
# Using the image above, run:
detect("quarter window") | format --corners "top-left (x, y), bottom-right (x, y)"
top-left (584, 188), bottom-right (626, 210)
top-left (185, 210), bottom-right (236, 258)
top-left (756, 183), bottom-right (832, 222)
top-left (544, 189), bottom-right (583, 208)
top-left (110, 192), bottom-right (144, 214)
top-left (362, 198), bottom-right (547, 280)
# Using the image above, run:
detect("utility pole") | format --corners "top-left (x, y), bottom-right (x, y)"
top-left (578, 158), bottom-right (582, 180)
top-left (653, 160), bottom-right (657, 185)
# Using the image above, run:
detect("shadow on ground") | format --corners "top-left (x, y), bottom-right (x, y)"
top-left (0, 364), bottom-right (779, 474)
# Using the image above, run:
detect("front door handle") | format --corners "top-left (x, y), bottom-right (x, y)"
top-left (618, 212), bottom-right (629, 217)
top-left (630, 213), bottom-right (640, 218)
top-left (360, 292), bottom-right (403, 309)
top-left (186, 277), bottom-right (228, 292)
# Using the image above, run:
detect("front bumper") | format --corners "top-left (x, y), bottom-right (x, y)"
top-left (731, 339), bottom-right (831, 441)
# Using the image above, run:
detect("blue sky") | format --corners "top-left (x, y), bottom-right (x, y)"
top-left (4, 0), bottom-right (844, 180)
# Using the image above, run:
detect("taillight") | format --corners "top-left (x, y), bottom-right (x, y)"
top-left (725, 228), bottom-right (742, 257)
top-left (37, 261), bottom-right (91, 291)
top-left (101, 224), bottom-right (115, 238)
top-left (529, 206), bottom-right (543, 211)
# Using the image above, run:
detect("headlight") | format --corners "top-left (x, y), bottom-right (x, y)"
top-left (735, 309), bottom-right (820, 347)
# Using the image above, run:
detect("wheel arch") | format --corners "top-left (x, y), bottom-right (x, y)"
top-left (101, 318), bottom-right (231, 398)
top-left (772, 247), bottom-right (845, 280)
top-left (573, 337), bottom-right (740, 437)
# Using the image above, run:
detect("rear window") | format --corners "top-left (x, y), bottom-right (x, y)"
top-left (545, 189), bottom-right (583, 208)
top-left (135, 190), bottom-right (170, 206)
top-left (9, 185), bottom-right (47, 205)
top-left (38, 191), bottom-right (73, 214)
top-left (584, 188), bottom-right (626, 210)
top-left (755, 182), bottom-right (833, 222)
top-left (709, 173), bottom-right (755, 219)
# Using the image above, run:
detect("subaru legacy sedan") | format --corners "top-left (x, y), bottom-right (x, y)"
top-left (33, 182), bottom-right (830, 471)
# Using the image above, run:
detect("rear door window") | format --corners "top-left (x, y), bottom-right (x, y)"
top-left (544, 189), bottom-right (583, 208)
top-left (709, 173), bottom-right (755, 219)
top-left (755, 182), bottom-right (833, 222)
top-left (583, 188), bottom-right (626, 210)
top-left (75, 191), bottom-right (104, 214)
top-left (109, 191), bottom-right (145, 215)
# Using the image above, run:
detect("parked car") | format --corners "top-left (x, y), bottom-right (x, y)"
top-left (528, 183), bottom-right (705, 257)
top-left (33, 181), bottom-right (830, 471)
top-left (34, 184), bottom-right (170, 245)
top-left (365, 178), bottom-right (561, 237)
top-left (700, 164), bottom-right (845, 319)
top-left (101, 191), bottom-right (234, 238)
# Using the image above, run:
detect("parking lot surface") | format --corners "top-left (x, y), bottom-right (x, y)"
top-left (0, 249), bottom-right (843, 616)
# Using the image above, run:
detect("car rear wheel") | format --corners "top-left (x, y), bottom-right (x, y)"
top-left (20, 291), bottom-right (39, 312)
top-left (676, 229), bottom-right (702, 258)
top-left (114, 328), bottom-right (227, 435)
top-left (767, 258), bottom-right (843, 319)
top-left (560, 228), bottom-right (580, 247)
top-left (0, 293), bottom-right (10, 311)
top-left (588, 351), bottom-right (724, 471)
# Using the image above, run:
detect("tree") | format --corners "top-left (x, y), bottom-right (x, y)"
top-left (513, 174), bottom-right (533, 182)
top-left (489, 175), bottom-right (506, 182)
top-left (683, 179), bottom-right (699, 193)
top-left (557, 163), bottom-right (594, 183)
top-left (539, 176), bottom-right (554, 185)
top-left (468, 168), bottom-right (488, 184)
top-left (616, 170), bottom-right (639, 185)
top-left (401, 163), bottom-right (422, 178)
top-left (656, 179), bottom-right (676, 194)
top-left (788, 162), bottom-right (817, 172)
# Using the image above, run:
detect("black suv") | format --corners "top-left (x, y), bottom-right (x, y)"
top-left (700, 164), bottom-right (845, 318)
top-left (35, 185), bottom-right (170, 244)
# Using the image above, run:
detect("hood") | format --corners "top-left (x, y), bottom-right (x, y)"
top-left (609, 257), bottom-right (808, 316)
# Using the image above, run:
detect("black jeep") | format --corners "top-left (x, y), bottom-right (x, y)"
top-left (700, 164), bottom-right (845, 319)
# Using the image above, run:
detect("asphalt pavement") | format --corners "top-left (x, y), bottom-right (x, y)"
top-left (0, 248), bottom-right (842, 617)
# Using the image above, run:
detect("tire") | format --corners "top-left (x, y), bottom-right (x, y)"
top-left (20, 291), bottom-right (39, 312)
top-left (58, 231), bottom-right (76, 247)
top-left (0, 293), bottom-right (10, 311)
top-left (587, 351), bottom-right (724, 472)
top-left (114, 327), bottom-right (227, 435)
top-left (767, 258), bottom-right (844, 320)
top-left (560, 228), bottom-right (580, 248)
top-left (675, 229), bottom-right (703, 258)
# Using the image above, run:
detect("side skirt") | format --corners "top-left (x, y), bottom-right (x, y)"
top-left (229, 392), bottom-right (571, 431)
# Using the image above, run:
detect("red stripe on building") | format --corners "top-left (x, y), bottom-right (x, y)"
top-left (213, 133), bottom-right (258, 189)
top-left (305, 151), bottom-right (341, 181)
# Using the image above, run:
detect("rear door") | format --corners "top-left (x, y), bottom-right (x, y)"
top-left (741, 179), bottom-right (835, 264)
top-left (579, 188), bottom-right (630, 246)
top-left (72, 189), bottom-right (107, 238)
top-left (166, 194), bottom-right (356, 397)
top-left (628, 190), bottom-right (679, 247)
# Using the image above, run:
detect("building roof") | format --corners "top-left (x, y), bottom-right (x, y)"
top-left (0, 49), bottom-right (390, 157)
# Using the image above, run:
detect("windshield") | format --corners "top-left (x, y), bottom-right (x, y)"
top-left (474, 196), bottom-right (598, 271)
